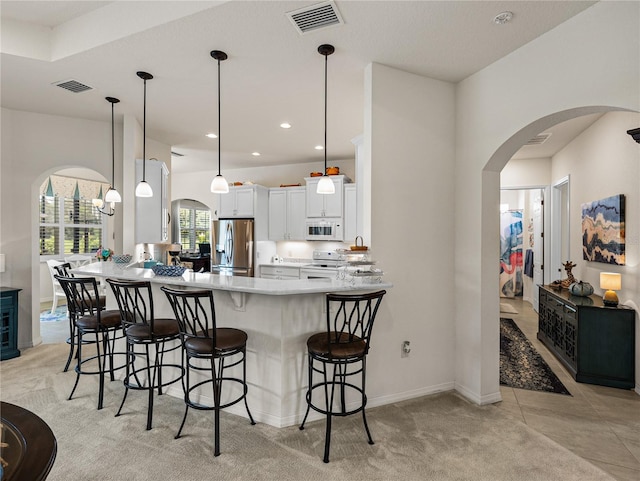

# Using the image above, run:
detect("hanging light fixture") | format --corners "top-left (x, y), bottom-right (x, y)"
top-left (135, 71), bottom-right (154, 197)
top-left (210, 50), bottom-right (229, 194)
top-left (317, 44), bottom-right (335, 195)
top-left (94, 96), bottom-right (122, 216)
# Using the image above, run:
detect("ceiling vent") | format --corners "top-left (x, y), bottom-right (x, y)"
top-left (526, 133), bottom-right (552, 145)
top-left (53, 79), bottom-right (93, 93)
top-left (286, 1), bottom-right (344, 35)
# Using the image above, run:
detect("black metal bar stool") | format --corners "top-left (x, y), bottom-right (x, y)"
top-left (161, 286), bottom-right (255, 456)
top-left (107, 279), bottom-right (183, 430)
top-left (55, 275), bottom-right (124, 410)
top-left (54, 262), bottom-right (105, 372)
top-left (299, 289), bottom-right (386, 463)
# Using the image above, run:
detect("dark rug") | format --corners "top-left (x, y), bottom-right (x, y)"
top-left (500, 318), bottom-right (571, 395)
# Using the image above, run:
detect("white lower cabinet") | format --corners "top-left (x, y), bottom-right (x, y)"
top-left (260, 265), bottom-right (300, 280)
top-left (268, 187), bottom-right (306, 241)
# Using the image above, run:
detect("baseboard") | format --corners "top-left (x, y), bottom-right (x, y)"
top-left (454, 382), bottom-right (502, 405)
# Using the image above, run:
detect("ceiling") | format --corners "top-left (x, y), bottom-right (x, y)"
top-left (1, 1), bottom-right (599, 174)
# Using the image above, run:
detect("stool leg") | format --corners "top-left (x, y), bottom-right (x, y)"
top-left (360, 358), bottom-right (374, 445)
top-left (175, 353), bottom-right (190, 439)
top-left (116, 340), bottom-right (132, 418)
top-left (212, 357), bottom-right (221, 457)
top-left (299, 353), bottom-right (313, 430)
top-left (242, 349), bottom-right (255, 425)
top-left (68, 329), bottom-right (83, 401)
top-left (146, 344), bottom-right (154, 430)
top-left (97, 331), bottom-right (105, 410)
top-left (64, 317), bottom-right (76, 372)
top-left (323, 362), bottom-right (335, 463)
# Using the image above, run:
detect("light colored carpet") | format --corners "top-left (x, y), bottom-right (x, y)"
top-left (500, 302), bottom-right (519, 314)
top-left (0, 343), bottom-right (614, 481)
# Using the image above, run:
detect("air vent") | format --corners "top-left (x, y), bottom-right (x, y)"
top-left (53, 79), bottom-right (93, 93)
top-left (286, 1), bottom-right (344, 35)
top-left (526, 133), bottom-right (552, 145)
top-left (171, 151), bottom-right (184, 157)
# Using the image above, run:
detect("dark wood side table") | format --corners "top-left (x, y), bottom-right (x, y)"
top-left (179, 255), bottom-right (211, 273)
top-left (0, 287), bottom-right (22, 361)
top-left (537, 284), bottom-right (636, 389)
top-left (0, 401), bottom-right (57, 480)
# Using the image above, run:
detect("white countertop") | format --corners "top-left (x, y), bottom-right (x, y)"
top-left (74, 262), bottom-right (392, 296)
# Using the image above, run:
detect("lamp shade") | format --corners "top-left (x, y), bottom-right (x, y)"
top-left (135, 180), bottom-right (153, 198)
top-left (316, 175), bottom-right (335, 194)
top-left (600, 272), bottom-right (621, 291)
top-left (104, 187), bottom-right (121, 203)
top-left (210, 174), bottom-right (229, 194)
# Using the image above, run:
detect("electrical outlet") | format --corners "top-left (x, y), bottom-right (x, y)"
top-left (401, 340), bottom-right (411, 358)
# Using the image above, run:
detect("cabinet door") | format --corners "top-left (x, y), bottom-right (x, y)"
top-left (135, 159), bottom-right (168, 243)
top-left (344, 183), bottom-right (357, 242)
top-left (305, 179), bottom-right (325, 217)
top-left (235, 188), bottom-right (255, 217)
top-left (268, 190), bottom-right (287, 241)
top-left (287, 188), bottom-right (307, 240)
top-left (322, 177), bottom-right (343, 217)
top-left (218, 190), bottom-right (236, 218)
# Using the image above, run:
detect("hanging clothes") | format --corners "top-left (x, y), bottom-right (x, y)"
top-left (524, 249), bottom-right (534, 278)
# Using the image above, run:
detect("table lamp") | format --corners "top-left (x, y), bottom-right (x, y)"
top-left (600, 272), bottom-right (621, 307)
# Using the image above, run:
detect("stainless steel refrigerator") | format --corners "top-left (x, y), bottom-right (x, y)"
top-left (211, 219), bottom-right (254, 276)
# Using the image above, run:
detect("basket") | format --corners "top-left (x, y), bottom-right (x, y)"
top-left (350, 236), bottom-right (368, 251)
top-left (151, 265), bottom-right (186, 277)
top-left (112, 254), bottom-right (132, 264)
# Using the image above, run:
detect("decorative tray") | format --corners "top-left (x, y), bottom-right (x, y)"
top-left (151, 265), bottom-right (186, 277)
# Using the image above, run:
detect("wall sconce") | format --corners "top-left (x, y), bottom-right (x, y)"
top-left (600, 272), bottom-right (621, 307)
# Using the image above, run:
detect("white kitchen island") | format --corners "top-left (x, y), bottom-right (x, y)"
top-left (74, 262), bottom-right (392, 428)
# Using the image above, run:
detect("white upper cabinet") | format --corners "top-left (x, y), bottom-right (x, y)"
top-left (305, 175), bottom-right (346, 218)
top-left (269, 187), bottom-right (306, 241)
top-left (135, 159), bottom-right (169, 244)
top-left (218, 185), bottom-right (260, 218)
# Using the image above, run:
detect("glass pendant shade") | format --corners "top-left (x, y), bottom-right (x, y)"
top-left (317, 175), bottom-right (335, 194)
top-left (104, 187), bottom-right (121, 203)
top-left (135, 180), bottom-right (153, 197)
top-left (211, 174), bottom-right (229, 194)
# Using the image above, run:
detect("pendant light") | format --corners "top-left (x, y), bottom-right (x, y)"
top-left (317, 44), bottom-right (335, 195)
top-left (210, 50), bottom-right (229, 194)
top-left (135, 71), bottom-right (154, 197)
top-left (95, 96), bottom-right (121, 216)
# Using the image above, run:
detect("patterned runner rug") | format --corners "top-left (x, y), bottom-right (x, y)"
top-left (500, 317), bottom-right (571, 395)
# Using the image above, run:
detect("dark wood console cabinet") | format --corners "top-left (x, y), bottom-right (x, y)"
top-left (537, 285), bottom-right (635, 389)
top-left (1, 287), bottom-right (22, 361)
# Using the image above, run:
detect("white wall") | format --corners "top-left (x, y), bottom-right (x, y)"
top-left (455, 0), bottom-right (640, 400)
top-left (366, 63), bottom-right (457, 400)
top-left (501, 158), bottom-right (551, 188)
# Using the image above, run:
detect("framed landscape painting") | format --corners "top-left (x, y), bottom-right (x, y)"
top-left (581, 194), bottom-right (625, 265)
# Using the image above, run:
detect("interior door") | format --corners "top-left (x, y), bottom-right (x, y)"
top-left (532, 189), bottom-right (544, 312)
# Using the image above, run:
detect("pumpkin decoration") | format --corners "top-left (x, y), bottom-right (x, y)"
top-left (569, 281), bottom-right (594, 297)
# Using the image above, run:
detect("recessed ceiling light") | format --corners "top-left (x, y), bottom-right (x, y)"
top-left (206, 132), bottom-right (218, 138)
top-left (280, 122), bottom-right (292, 129)
top-left (315, 145), bottom-right (323, 150)
top-left (493, 11), bottom-right (513, 25)
top-left (252, 152), bottom-right (260, 156)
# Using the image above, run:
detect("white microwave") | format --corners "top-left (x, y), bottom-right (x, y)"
top-left (305, 219), bottom-right (344, 241)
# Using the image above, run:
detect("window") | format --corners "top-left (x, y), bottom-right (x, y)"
top-left (178, 203), bottom-right (211, 252)
top-left (39, 176), bottom-right (107, 257)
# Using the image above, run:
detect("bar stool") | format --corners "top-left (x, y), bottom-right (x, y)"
top-left (55, 275), bottom-right (124, 410)
top-left (299, 289), bottom-right (386, 463)
top-left (54, 262), bottom-right (105, 372)
top-left (161, 286), bottom-right (255, 456)
top-left (107, 279), bottom-right (183, 430)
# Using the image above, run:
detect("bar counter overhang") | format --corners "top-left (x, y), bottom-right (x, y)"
top-left (73, 262), bottom-right (393, 428)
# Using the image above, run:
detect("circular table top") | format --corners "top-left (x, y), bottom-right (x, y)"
top-left (1, 401), bottom-right (57, 481)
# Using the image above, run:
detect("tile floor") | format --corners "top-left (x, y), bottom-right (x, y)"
top-left (38, 298), bottom-right (639, 479)
top-left (497, 297), bottom-right (640, 481)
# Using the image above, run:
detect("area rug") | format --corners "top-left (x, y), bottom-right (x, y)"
top-left (500, 317), bottom-right (571, 395)
top-left (40, 306), bottom-right (67, 322)
top-left (500, 302), bottom-right (518, 314)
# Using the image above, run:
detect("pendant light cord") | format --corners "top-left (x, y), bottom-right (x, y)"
top-left (111, 101), bottom-right (115, 186)
top-left (142, 77), bottom-right (147, 182)
top-left (324, 52), bottom-right (328, 175)
top-left (217, 56), bottom-right (222, 176)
